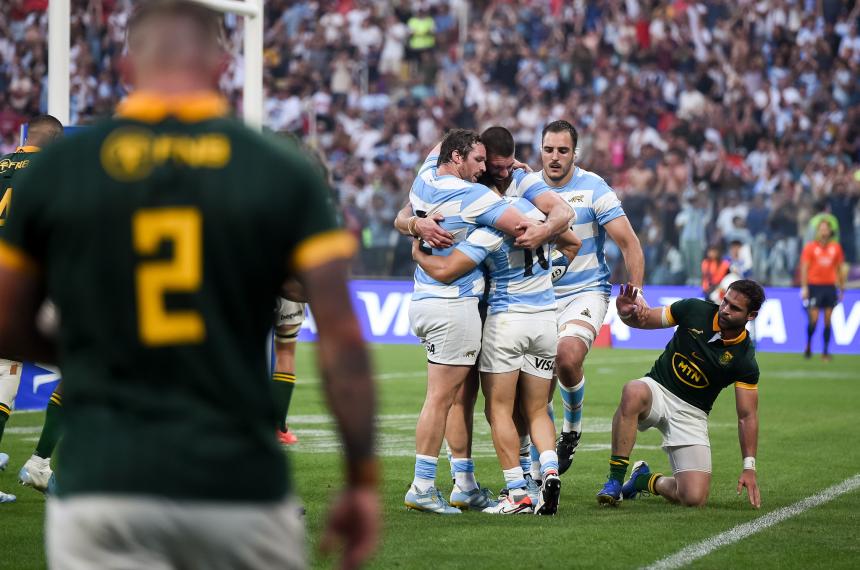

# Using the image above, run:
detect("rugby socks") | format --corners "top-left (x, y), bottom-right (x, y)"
top-left (823, 326), bottom-right (832, 355)
top-left (559, 378), bottom-right (585, 434)
top-left (413, 454), bottom-right (437, 493)
top-left (529, 444), bottom-right (542, 480)
top-left (539, 450), bottom-right (560, 477)
top-left (806, 324), bottom-right (816, 348)
top-left (0, 402), bottom-right (9, 444)
top-left (519, 435), bottom-right (532, 474)
top-left (272, 372), bottom-right (296, 432)
top-left (452, 457), bottom-right (478, 492)
top-left (34, 391), bottom-right (62, 459)
top-left (503, 466), bottom-right (528, 498)
top-left (634, 471), bottom-right (663, 495)
top-left (608, 455), bottom-right (630, 483)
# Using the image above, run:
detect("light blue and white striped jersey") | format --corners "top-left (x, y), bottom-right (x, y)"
top-left (456, 198), bottom-right (556, 314)
top-left (410, 154), bottom-right (510, 301)
top-left (504, 169), bottom-right (552, 202)
top-left (510, 167), bottom-right (625, 297)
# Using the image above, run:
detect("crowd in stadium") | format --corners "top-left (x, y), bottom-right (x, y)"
top-left (1, 0), bottom-right (858, 286)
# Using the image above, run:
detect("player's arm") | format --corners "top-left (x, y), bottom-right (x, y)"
top-left (555, 228), bottom-right (581, 263)
top-left (0, 256), bottom-right (57, 364)
top-left (394, 203), bottom-right (453, 249)
top-left (799, 248), bottom-right (810, 300)
top-left (735, 383), bottom-right (761, 508)
top-left (604, 216), bottom-right (645, 288)
top-left (411, 240), bottom-right (478, 283)
top-left (519, 191), bottom-right (575, 247)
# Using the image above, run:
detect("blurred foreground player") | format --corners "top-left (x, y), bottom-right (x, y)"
top-left (0, 114), bottom-right (64, 503)
top-left (0, 1), bottom-right (379, 568)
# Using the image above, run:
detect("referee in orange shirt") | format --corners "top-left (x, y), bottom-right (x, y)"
top-left (800, 220), bottom-right (847, 360)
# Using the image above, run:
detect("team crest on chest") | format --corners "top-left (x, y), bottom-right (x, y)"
top-left (569, 194), bottom-right (585, 204)
top-left (719, 351), bottom-right (733, 366)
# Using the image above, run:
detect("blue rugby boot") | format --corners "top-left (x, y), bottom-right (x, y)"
top-left (622, 460), bottom-right (651, 500)
top-left (596, 478), bottom-right (623, 507)
top-left (405, 485), bottom-right (462, 514)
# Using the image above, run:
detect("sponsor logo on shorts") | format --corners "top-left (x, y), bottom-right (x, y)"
top-left (463, 350), bottom-right (477, 358)
top-left (580, 308), bottom-right (592, 318)
top-left (672, 352), bottom-right (709, 388)
top-left (427, 344), bottom-right (436, 355)
top-left (533, 357), bottom-right (555, 371)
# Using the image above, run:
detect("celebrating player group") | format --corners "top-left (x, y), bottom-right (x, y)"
top-left (398, 123), bottom-right (764, 515)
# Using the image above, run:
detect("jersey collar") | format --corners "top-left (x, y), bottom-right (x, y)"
top-left (116, 91), bottom-right (229, 123)
top-left (15, 145), bottom-right (40, 153)
top-left (708, 329), bottom-right (748, 346)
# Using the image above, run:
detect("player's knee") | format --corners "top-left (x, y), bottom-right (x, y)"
top-left (619, 381), bottom-right (649, 412)
top-left (555, 345), bottom-right (584, 381)
top-left (677, 485), bottom-right (709, 507)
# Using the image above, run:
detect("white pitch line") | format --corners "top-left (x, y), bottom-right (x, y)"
top-left (643, 473), bottom-right (860, 570)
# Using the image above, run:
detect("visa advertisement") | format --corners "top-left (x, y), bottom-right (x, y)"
top-left (13, 282), bottom-right (860, 410)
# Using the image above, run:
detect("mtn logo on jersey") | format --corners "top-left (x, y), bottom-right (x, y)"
top-left (534, 357), bottom-right (555, 372)
top-left (671, 352), bottom-right (709, 388)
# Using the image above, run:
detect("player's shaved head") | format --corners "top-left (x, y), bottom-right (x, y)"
top-left (125, 0), bottom-right (227, 90)
top-left (481, 126), bottom-right (514, 159)
top-left (24, 115), bottom-right (63, 148)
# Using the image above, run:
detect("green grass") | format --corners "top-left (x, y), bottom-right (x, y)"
top-left (1, 345), bottom-right (859, 569)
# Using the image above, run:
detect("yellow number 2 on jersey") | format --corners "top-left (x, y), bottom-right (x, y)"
top-left (0, 187), bottom-right (12, 226)
top-left (133, 208), bottom-right (205, 346)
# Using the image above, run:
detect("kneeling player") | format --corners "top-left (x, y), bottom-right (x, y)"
top-left (413, 198), bottom-right (580, 514)
top-left (597, 281), bottom-right (763, 509)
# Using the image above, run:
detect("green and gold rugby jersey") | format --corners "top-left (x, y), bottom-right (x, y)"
top-left (647, 298), bottom-right (759, 414)
top-left (0, 92), bottom-right (356, 501)
top-left (0, 145), bottom-right (41, 236)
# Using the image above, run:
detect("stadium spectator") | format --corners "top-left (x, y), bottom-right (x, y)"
top-left (701, 245), bottom-right (731, 300)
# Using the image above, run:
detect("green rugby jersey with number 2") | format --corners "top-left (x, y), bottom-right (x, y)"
top-left (0, 93), bottom-right (355, 501)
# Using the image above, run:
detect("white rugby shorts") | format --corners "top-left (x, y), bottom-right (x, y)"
top-left (409, 297), bottom-right (482, 366)
top-left (556, 291), bottom-right (609, 345)
top-left (637, 376), bottom-right (710, 449)
top-left (479, 310), bottom-right (557, 379)
top-left (0, 359), bottom-right (22, 407)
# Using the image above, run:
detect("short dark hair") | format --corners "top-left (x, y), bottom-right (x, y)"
top-left (480, 126), bottom-right (514, 158)
top-left (727, 279), bottom-right (765, 313)
top-left (128, 0), bottom-right (225, 50)
top-left (541, 120), bottom-right (578, 149)
top-left (438, 129), bottom-right (482, 166)
top-left (25, 114), bottom-right (64, 146)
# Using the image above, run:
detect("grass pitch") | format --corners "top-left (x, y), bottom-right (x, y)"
top-left (1, 345), bottom-right (859, 569)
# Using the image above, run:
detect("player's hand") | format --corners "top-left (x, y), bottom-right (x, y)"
top-left (320, 486), bottom-right (381, 570)
top-left (512, 158), bottom-right (533, 173)
top-left (415, 214), bottom-right (453, 249)
top-left (616, 283), bottom-right (640, 321)
top-left (514, 221), bottom-right (550, 249)
top-left (737, 469), bottom-right (761, 509)
top-left (800, 286), bottom-right (809, 301)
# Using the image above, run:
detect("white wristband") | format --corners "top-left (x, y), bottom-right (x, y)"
top-left (743, 456), bottom-right (756, 471)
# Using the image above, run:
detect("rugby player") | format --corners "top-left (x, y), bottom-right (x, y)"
top-left (399, 129), bottom-right (573, 514)
top-left (596, 281), bottom-right (763, 509)
top-left (519, 120), bottom-right (645, 477)
top-left (0, 114), bottom-right (64, 503)
top-left (412, 197), bottom-right (580, 515)
top-left (0, 1), bottom-right (379, 567)
top-left (800, 220), bottom-right (846, 361)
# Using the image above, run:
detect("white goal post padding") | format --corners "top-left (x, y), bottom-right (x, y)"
top-left (48, 0), bottom-right (264, 129)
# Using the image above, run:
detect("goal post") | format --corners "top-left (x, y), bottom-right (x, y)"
top-left (47, 0), bottom-right (264, 129)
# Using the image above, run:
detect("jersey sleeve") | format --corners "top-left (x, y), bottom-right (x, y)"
top-left (512, 170), bottom-right (550, 202)
top-left (288, 154), bottom-right (357, 273)
top-left (455, 228), bottom-right (500, 264)
top-left (459, 184), bottom-right (507, 226)
top-left (0, 151), bottom-right (54, 273)
top-left (734, 357), bottom-right (760, 390)
top-left (418, 154), bottom-right (439, 177)
top-left (665, 298), bottom-right (708, 327)
top-left (592, 181), bottom-right (626, 226)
